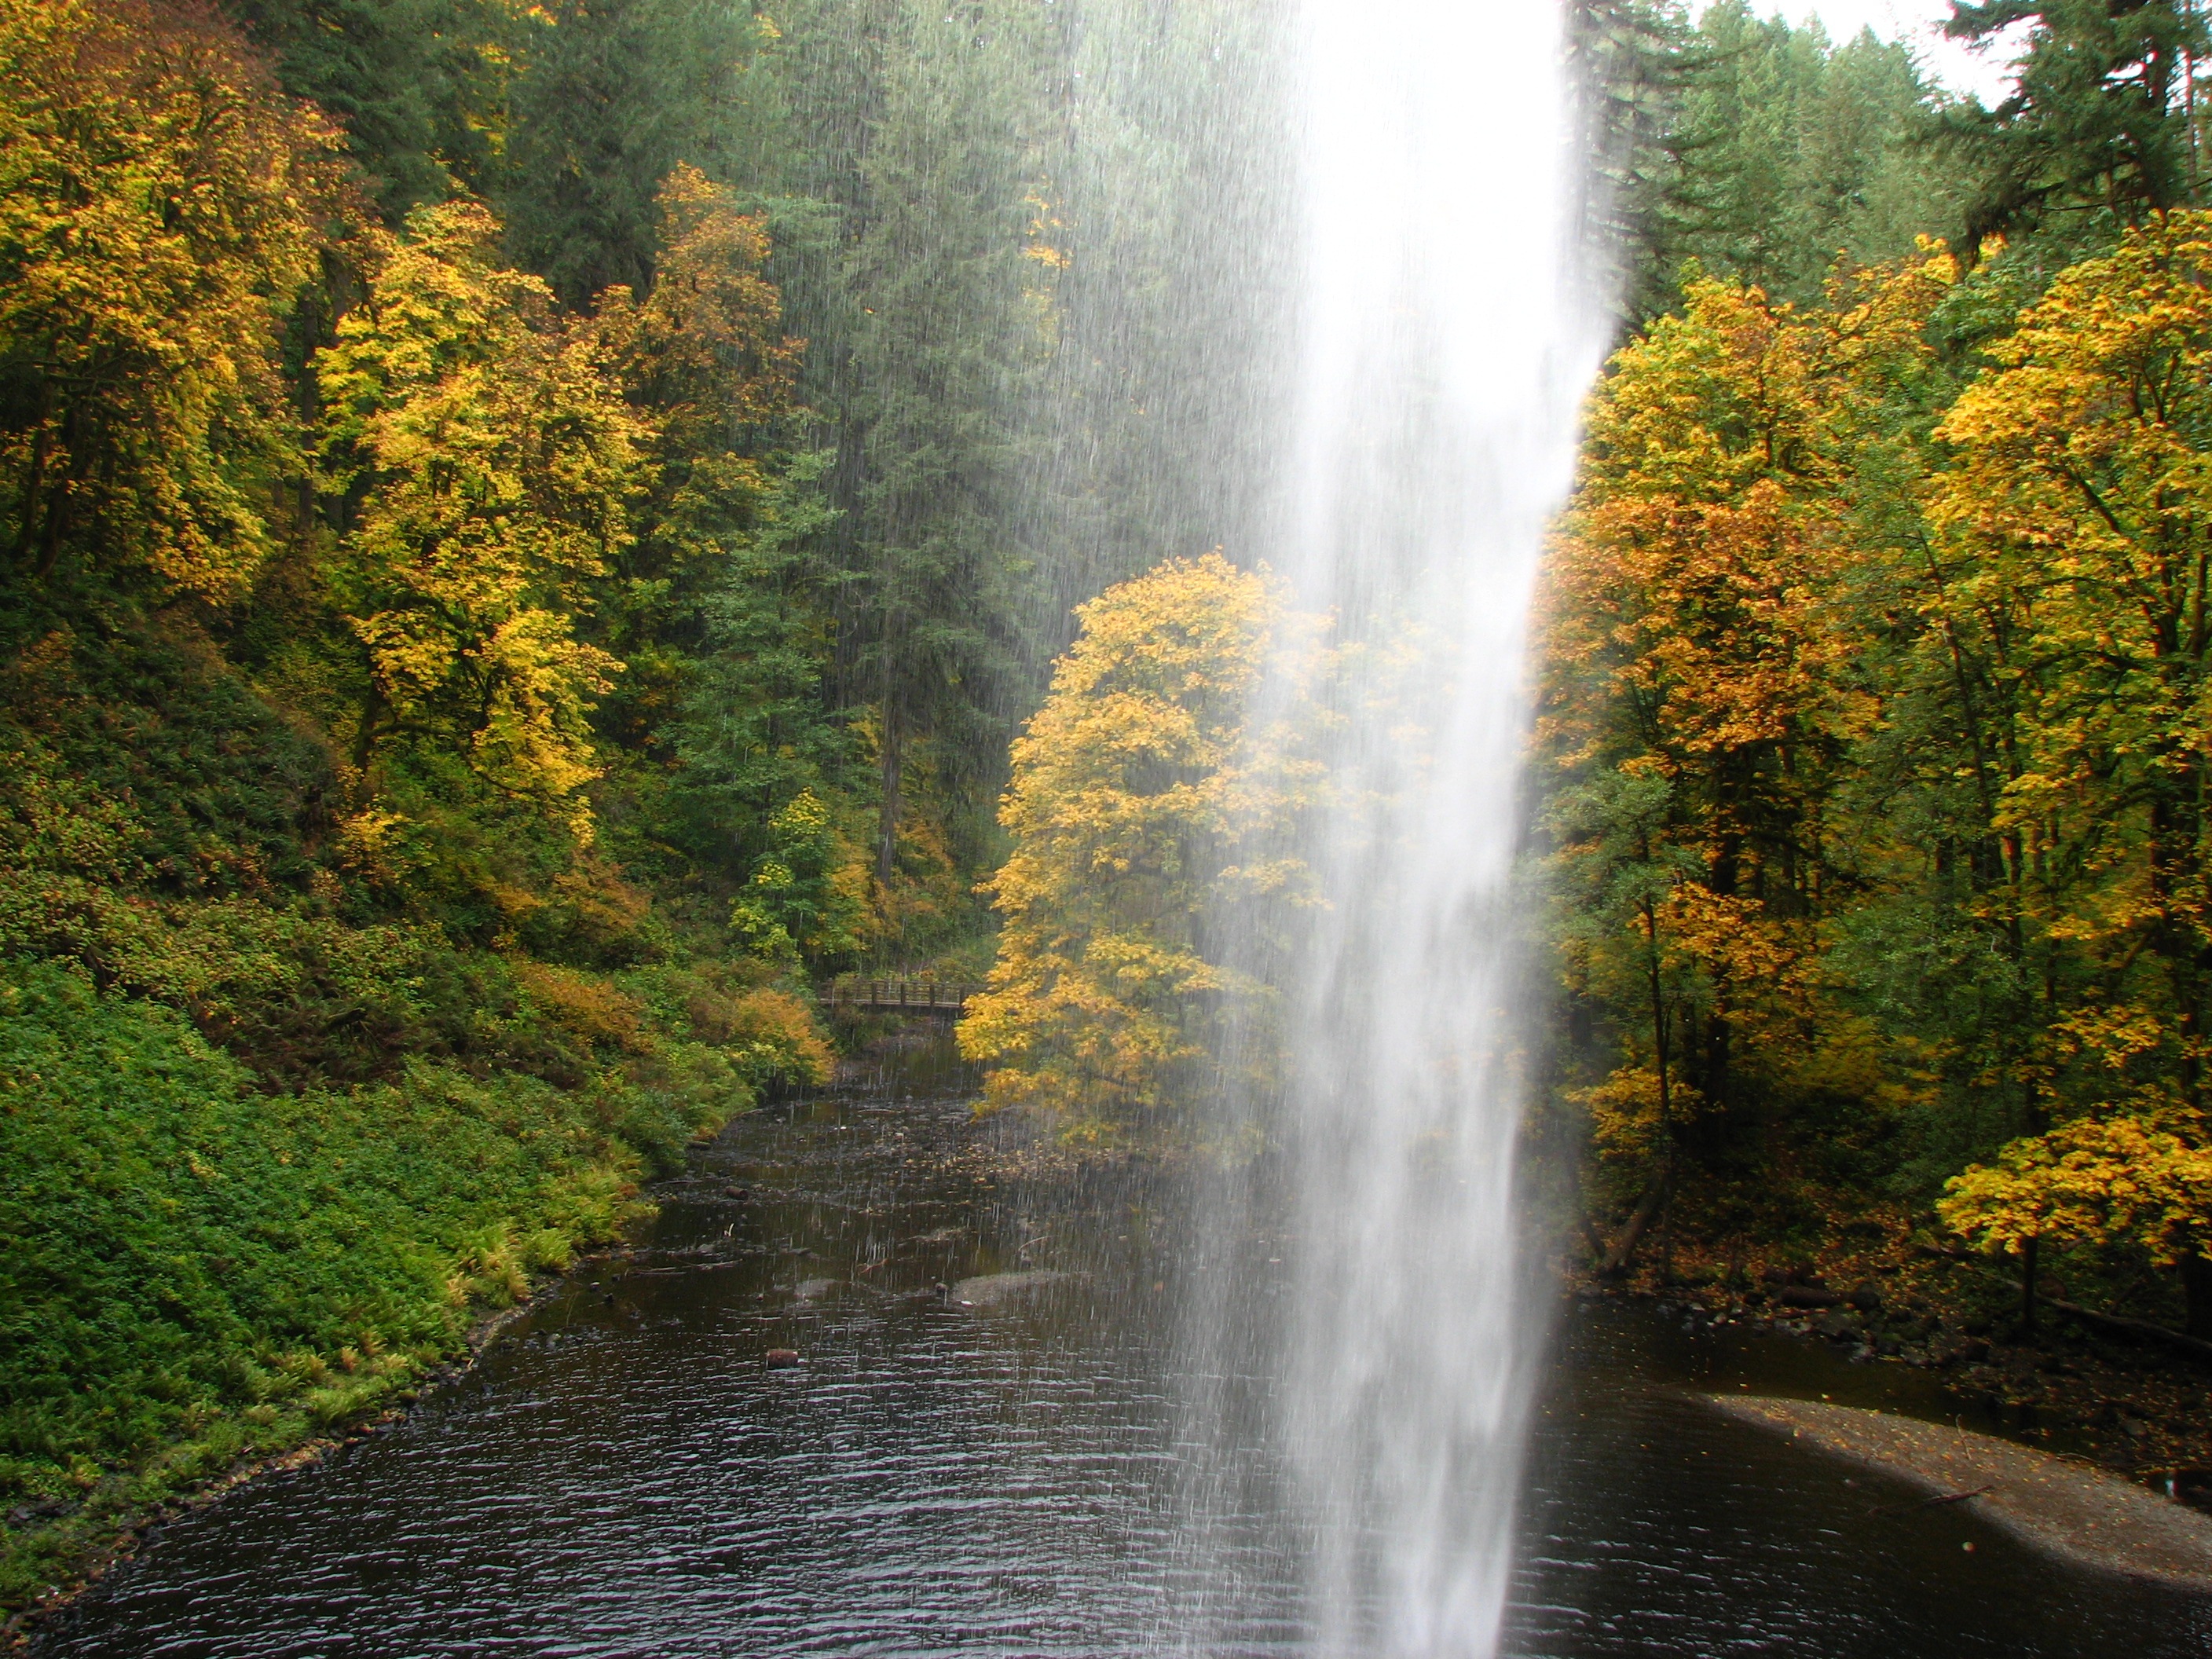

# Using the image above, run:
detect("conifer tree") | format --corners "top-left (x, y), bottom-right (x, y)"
top-left (835, 0), bottom-right (1050, 892)
top-left (1937, 0), bottom-right (2210, 261)
top-left (224, 0), bottom-right (515, 219)
top-left (501, 0), bottom-right (769, 308)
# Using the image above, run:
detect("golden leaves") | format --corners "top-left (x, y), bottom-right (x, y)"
top-left (317, 200), bottom-right (648, 831)
top-left (1940, 1113), bottom-right (2212, 1265)
top-left (958, 554), bottom-right (1326, 1138)
top-left (0, 0), bottom-right (343, 596)
top-left (1540, 255), bottom-right (1954, 1158)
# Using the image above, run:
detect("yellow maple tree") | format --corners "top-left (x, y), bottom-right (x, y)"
top-left (317, 200), bottom-right (647, 834)
top-left (957, 552), bottom-right (1327, 1140)
top-left (1929, 212), bottom-right (2212, 1330)
top-left (0, 0), bottom-right (339, 598)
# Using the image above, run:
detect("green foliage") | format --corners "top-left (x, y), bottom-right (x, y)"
top-left (1673, 0), bottom-right (1964, 302)
top-left (1576, 0), bottom-right (1965, 320)
top-left (1936, 0), bottom-right (2210, 261)
top-left (819, 0), bottom-right (1053, 892)
top-left (669, 452), bottom-right (849, 866)
top-left (224, 0), bottom-right (518, 220)
top-left (501, 0), bottom-right (772, 307)
top-left (0, 961), bottom-right (657, 1607)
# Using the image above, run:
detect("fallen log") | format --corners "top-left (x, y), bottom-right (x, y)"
top-left (1776, 1285), bottom-right (1844, 1309)
top-left (1598, 1169), bottom-right (1673, 1279)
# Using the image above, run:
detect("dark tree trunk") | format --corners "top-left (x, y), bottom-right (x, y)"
top-left (2180, 1248), bottom-right (2212, 1340)
top-left (1599, 1166), bottom-right (1674, 1278)
top-left (877, 699), bottom-right (902, 892)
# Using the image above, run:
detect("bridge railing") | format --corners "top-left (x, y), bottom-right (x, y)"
top-left (824, 976), bottom-right (980, 1014)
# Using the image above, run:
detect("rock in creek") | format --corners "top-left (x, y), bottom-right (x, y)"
top-left (764, 1348), bottom-right (803, 1369)
top-left (950, 1271), bottom-right (1071, 1309)
top-left (1777, 1285), bottom-right (1844, 1309)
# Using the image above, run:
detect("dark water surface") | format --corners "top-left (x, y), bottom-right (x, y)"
top-left (38, 1039), bottom-right (2208, 1657)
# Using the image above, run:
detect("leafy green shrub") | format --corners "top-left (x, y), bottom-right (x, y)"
top-left (0, 961), bottom-right (667, 1609)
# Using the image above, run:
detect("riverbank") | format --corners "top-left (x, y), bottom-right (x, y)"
top-left (0, 1219), bottom-right (668, 1654)
top-left (0, 959), bottom-right (782, 1645)
top-left (1709, 1394), bottom-right (2212, 1591)
top-left (1589, 1245), bottom-right (2212, 1509)
top-left (2, 1018), bottom-right (944, 1651)
top-left (9, 1276), bottom-right (526, 1650)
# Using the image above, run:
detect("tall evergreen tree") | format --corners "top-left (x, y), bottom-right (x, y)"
top-left (833, 0), bottom-right (1050, 893)
top-left (223, 0), bottom-right (514, 219)
top-left (1937, 0), bottom-right (2209, 262)
top-left (1572, 0), bottom-right (1705, 326)
top-left (501, 0), bottom-right (770, 308)
top-left (1574, 1), bottom-right (1965, 317)
top-left (1671, 2), bottom-right (1962, 302)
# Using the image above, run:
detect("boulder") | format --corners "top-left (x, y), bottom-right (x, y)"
top-left (1778, 1285), bottom-right (1844, 1309)
top-left (950, 1270), bottom-right (1071, 1309)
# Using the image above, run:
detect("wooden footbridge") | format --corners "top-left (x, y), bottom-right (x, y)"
top-left (825, 976), bottom-right (980, 1017)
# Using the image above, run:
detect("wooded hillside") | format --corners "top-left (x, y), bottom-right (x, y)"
top-left (0, 0), bottom-right (1275, 1617)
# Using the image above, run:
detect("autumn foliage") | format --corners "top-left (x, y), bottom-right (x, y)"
top-left (0, 0), bottom-right (341, 597)
top-left (958, 553), bottom-right (1324, 1138)
top-left (1548, 220), bottom-right (2212, 1334)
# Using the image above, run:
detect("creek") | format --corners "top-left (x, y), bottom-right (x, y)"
top-left (35, 1036), bottom-right (2209, 1657)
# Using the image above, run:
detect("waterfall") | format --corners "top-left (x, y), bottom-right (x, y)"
top-left (1265, 1), bottom-right (1605, 1650)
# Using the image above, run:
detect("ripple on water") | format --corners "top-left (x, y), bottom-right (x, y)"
top-left (32, 1079), bottom-right (2212, 1658)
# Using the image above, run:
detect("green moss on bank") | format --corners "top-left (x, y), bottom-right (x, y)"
top-left (0, 962), bottom-right (703, 1615)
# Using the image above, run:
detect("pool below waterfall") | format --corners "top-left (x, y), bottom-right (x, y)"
top-left (35, 1036), bottom-right (2210, 1657)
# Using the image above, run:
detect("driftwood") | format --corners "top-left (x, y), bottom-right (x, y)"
top-left (2029, 1291), bottom-right (2212, 1364)
top-left (1598, 1170), bottom-right (1673, 1278)
top-left (1868, 1482), bottom-right (1995, 1518)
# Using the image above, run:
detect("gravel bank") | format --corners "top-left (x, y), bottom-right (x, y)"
top-left (1709, 1393), bottom-right (2212, 1593)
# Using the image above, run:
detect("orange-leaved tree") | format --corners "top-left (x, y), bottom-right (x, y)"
top-left (1931, 212), bottom-right (2212, 1332)
top-left (958, 552), bottom-right (1327, 1140)
top-left (1542, 253), bottom-right (1952, 1265)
